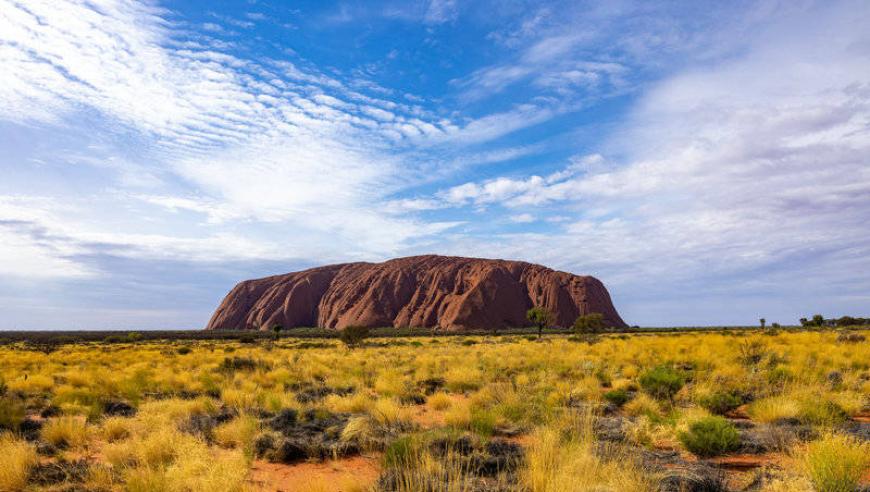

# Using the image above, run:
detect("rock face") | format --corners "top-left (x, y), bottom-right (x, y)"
top-left (205, 255), bottom-right (627, 331)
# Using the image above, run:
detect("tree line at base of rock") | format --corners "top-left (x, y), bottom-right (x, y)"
top-left (526, 307), bottom-right (609, 338)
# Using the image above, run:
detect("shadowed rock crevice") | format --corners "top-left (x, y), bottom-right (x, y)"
top-left (206, 255), bottom-right (626, 331)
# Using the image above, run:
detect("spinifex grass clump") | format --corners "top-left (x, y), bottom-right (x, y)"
top-left (523, 412), bottom-right (657, 491)
top-left (803, 434), bottom-right (870, 492)
top-left (696, 391), bottom-right (743, 415)
top-left (41, 415), bottom-right (90, 449)
top-left (602, 388), bottom-right (632, 407)
top-left (0, 435), bottom-right (37, 491)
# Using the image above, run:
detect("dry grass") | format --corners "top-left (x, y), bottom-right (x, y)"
top-left (102, 416), bottom-right (134, 442)
top-left (802, 433), bottom-right (870, 492)
top-left (426, 392), bottom-right (453, 411)
top-left (214, 414), bottom-right (260, 456)
top-left (0, 329), bottom-right (866, 491)
top-left (41, 415), bottom-right (90, 448)
top-left (523, 412), bottom-right (657, 492)
top-left (0, 435), bottom-right (37, 492)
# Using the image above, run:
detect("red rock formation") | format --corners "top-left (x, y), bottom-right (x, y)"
top-left (205, 255), bottom-right (627, 331)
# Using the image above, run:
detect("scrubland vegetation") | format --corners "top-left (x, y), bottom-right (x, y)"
top-left (0, 328), bottom-right (867, 491)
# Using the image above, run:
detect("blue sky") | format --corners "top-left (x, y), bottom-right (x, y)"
top-left (1, 0), bottom-right (869, 329)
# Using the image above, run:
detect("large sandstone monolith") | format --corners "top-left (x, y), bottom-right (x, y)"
top-left (205, 255), bottom-right (627, 331)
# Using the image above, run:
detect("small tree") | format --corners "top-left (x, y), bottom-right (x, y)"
top-left (340, 325), bottom-right (370, 348)
top-left (271, 323), bottom-right (283, 341)
top-left (574, 313), bottom-right (605, 334)
top-left (526, 307), bottom-right (553, 339)
top-left (759, 318), bottom-right (766, 330)
top-left (771, 322), bottom-right (781, 330)
top-left (812, 314), bottom-right (825, 327)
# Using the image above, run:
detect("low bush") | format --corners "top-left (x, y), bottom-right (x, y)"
top-left (603, 389), bottom-right (632, 407)
top-left (804, 434), bottom-right (870, 492)
top-left (678, 416), bottom-right (740, 457)
top-left (469, 408), bottom-right (498, 437)
top-left (638, 366), bottom-right (685, 400)
top-left (799, 400), bottom-right (848, 426)
top-left (218, 356), bottom-right (264, 372)
top-left (697, 391), bottom-right (743, 415)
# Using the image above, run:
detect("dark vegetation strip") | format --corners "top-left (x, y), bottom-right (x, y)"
top-left (0, 325), bottom-right (867, 346)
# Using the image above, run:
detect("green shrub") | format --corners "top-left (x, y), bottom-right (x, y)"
top-left (767, 366), bottom-right (794, 386)
top-left (573, 313), bottom-right (605, 334)
top-left (603, 389), bottom-right (632, 407)
top-left (340, 326), bottom-right (370, 348)
top-left (218, 357), bottom-right (263, 372)
top-left (469, 409), bottom-right (497, 437)
top-left (678, 416), bottom-right (740, 457)
top-left (638, 366), bottom-right (685, 400)
top-left (697, 391), bottom-right (743, 415)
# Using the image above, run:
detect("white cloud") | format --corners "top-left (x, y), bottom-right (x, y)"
top-left (509, 213), bottom-right (535, 223)
top-left (0, 0), bottom-right (475, 268)
top-left (424, 0), bottom-right (458, 24)
top-left (433, 1), bottom-right (870, 301)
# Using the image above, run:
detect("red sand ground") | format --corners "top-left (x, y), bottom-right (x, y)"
top-left (247, 455), bottom-right (381, 492)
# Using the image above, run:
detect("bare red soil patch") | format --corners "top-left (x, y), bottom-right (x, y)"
top-left (724, 404), bottom-right (751, 420)
top-left (247, 455), bottom-right (381, 492)
top-left (708, 453), bottom-right (780, 470)
top-left (409, 394), bottom-right (468, 429)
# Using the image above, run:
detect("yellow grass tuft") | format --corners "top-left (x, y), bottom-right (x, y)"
top-left (214, 414), bottom-right (260, 456)
top-left (42, 415), bottom-right (90, 448)
top-left (0, 435), bottom-right (37, 492)
top-left (427, 392), bottom-right (453, 411)
top-left (803, 433), bottom-right (870, 492)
